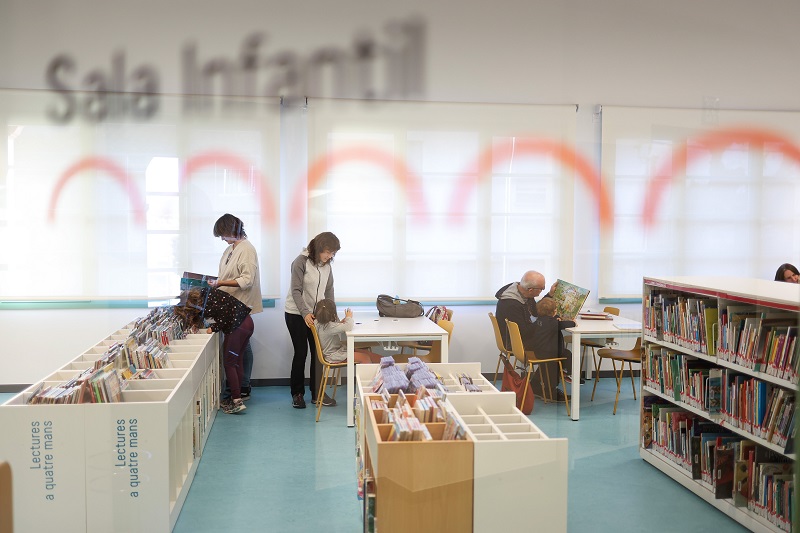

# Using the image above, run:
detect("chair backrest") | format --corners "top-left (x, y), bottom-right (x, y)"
top-left (427, 319), bottom-right (454, 360)
top-left (604, 306), bottom-right (620, 316)
top-left (489, 312), bottom-right (509, 354)
top-left (504, 319), bottom-right (528, 364)
top-left (309, 323), bottom-right (330, 367)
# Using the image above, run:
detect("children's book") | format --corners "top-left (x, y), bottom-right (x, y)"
top-left (551, 279), bottom-right (590, 321)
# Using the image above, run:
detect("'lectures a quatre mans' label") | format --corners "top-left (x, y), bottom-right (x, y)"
top-left (115, 418), bottom-right (143, 498)
top-left (30, 420), bottom-right (56, 500)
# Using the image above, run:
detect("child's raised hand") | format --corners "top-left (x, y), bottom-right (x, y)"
top-left (345, 308), bottom-right (353, 318)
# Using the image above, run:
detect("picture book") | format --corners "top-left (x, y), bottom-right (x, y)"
top-left (551, 279), bottom-right (590, 321)
top-left (180, 271), bottom-right (218, 291)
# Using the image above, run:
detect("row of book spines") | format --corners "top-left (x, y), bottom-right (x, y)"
top-left (647, 443), bottom-right (793, 531)
top-left (720, 377), bottom-right (795, 447)
top-left (645, 383), bottom-right (794, 453)
top-left (644, 348), bottom-right (796, 412)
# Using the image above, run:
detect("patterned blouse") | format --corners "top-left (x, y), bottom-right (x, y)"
top-left (199, 287), bottom-right (252, 334)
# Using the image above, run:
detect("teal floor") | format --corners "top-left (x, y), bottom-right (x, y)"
top-left (1, 379), bottom-right (751, 532)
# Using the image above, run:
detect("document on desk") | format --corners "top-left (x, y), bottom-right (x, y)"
top-left (613, 323), bottom-right (641, 331)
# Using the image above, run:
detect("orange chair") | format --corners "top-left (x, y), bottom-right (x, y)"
top-left (591, 337), bottom-right (643, 415)
top-left (506, 319), bottom-right (570, 416)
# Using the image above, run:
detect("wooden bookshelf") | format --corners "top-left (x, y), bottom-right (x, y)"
top-left (364, 394), bottom-right (474, 532)
top-left (0, 327), bottom-right (219, 533)
top-left (356, 363), bottom-right (568, 532)
top-left (641, 276), bottom-right (799, 533)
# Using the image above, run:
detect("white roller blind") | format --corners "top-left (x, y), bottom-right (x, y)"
top-left (306, 99), bottom-right (577, 300)
top-left (1, 90), bottom-right (281, 300)
top-left (600, 106), bottom-right (800, 299)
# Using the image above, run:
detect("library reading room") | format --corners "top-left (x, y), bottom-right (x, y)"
top-left (0, 1), bottom-right (798, 532)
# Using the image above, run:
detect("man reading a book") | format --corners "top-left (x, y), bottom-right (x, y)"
top-left (495, 271), bottom-right (571, 400)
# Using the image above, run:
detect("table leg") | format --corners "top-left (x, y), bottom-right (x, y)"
top-left (347, 336), bottom-right (355, 427)
top-left (440, 333), bottom-right (449, 363)
top-left (571, 332), bottom-right (581, 421)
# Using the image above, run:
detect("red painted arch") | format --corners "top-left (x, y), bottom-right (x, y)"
top-left (182, 151), bottom-right (277, 226)
top-left (448, 138), bottom-right (613, 227)
top-left (290, 145), bottom-right (430, 225)
top-left (47, 157), bottom-right (145, 224)
top-left (642, 127), bottom-right (800, 227)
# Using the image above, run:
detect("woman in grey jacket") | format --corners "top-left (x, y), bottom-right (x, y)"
top-left (284, 232), bottom-right (341, 409)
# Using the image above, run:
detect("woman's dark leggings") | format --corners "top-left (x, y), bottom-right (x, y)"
top-left (223, 315), bottom-right (254, 401)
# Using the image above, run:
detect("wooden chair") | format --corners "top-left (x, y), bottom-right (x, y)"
top-left (505, 319), bottom-right (570, 416)
top-left (489, 312), bottom-right (514, 385)
top-left (0, 461), bottom-right (11, 533)
top-left (398, 309), bottom-right (454, 357)
top-left (309, 323), bottom-right (347, 422)
top-left (591, 337), bottom-right (643, 415)
top-left (580, 306), bottom-right (620, 380)
top-left (423, 319), bottom-right (453, 363)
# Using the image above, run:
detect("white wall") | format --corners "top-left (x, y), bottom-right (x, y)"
top-left (1, 0), bottom-right (797, 385)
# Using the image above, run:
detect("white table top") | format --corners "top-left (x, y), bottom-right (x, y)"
top-left (566, 315), bottom-right (642, 334)
top-left (346, 316), bottom-right (448, 338)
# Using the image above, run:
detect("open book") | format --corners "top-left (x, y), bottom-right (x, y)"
top-left (550, 279), bottom-right (590, 321)
top-left (180, 271), bottom-right (218, 291)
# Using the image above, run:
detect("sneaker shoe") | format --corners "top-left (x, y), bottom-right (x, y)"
top-left (555, 389), bottom-right (568, 402)
top-left (240, 389), bottom-right (251, 402)
top-left (220, 398), bottom-right (233, 410)
top-left (223, 399), bottom-right (247, 414)
top-left (563, 374), bottom-right (586, 385)
top-left (318, 393), bottom-right (337, 407)
top-left (292, 393), bottom-right (306, 409)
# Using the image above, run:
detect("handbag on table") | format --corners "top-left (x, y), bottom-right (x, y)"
top-left (376, 294), bottom-right (424, 318)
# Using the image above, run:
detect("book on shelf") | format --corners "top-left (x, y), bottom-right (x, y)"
top-left (713, 441), bottom-right (735, 499)
top-left (550, 279), bottom-right (590, 321)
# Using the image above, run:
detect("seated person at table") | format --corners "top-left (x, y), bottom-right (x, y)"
top-left (530, 298), bottom-right (579, 395)
top-left (495, 270), bottom-right (556, 349)
top-left (314, 299), bottom-right (382, 365)
top-left (774, 263), bottom-right (799, 283)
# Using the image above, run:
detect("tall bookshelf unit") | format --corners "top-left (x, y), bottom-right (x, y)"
top-left (641, 276), bottom-right (799, 533)
top-left (355, 362), bottom-right (568, 532)
top-left (0, 327), bottom-right (219, 533)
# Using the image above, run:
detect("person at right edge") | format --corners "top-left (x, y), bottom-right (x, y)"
top-left (284, 232), bottom-right (341, 410)
top-left (495, 270), bottom-right (571, 401)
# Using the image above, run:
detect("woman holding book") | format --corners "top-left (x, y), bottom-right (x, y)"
top-left (175, 287), bottom-right (254, 414)
top-left (207, 214), bottom-right (263, 404)
top-left (774, 263), bottom-right (799, 283)
top-left (284, 232), bottom-right (341, 409)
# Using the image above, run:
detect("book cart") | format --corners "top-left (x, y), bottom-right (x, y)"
top-left (355, 362), bottom-right (568, 532)
top-left (0, 326), bottom-right (219, 533)
top-left (641, 276), bottom-right (799, 533)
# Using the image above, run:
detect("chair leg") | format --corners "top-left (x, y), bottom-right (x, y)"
top-left (537, 364), bottom-right (552, 403)
top-left (493, 355), bottom-right (503, 385)
top-left (557, 362), bottom-right (570, 417)
top-left (331, 367), bottom-right (341, 400)
top-left (591, 356), bottom-right (602, 401)
top-left (628, 362), bottom-right (637, 399)
top-left (544, 364), bottom-right (554, 402)
top-left (520, 363), bottom-right (533, 410)
top-left (612, 360), bottom-right (622, 415)
top-left (592, 347), bottom-right (600, 381)
top-left (315, 365), bottom-right (329, 422)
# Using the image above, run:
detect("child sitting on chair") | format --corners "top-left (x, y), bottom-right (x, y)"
top-left (314, 299), bottom-right (382, 364)
top-left (530, 297), bottom-right (578, 387)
